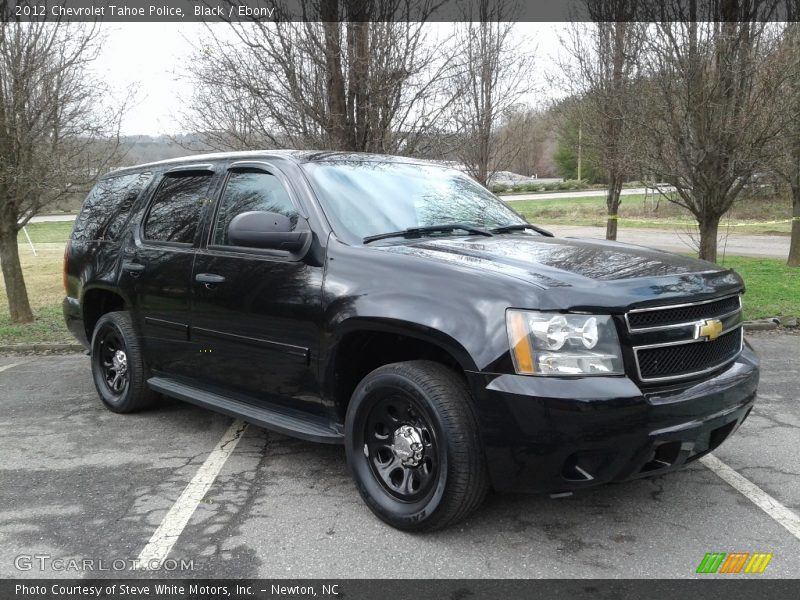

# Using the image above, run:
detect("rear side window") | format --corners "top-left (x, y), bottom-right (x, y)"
top-left (72, 172), bottom-right (152, 242)
top-left (212, 171), bottom-right (298, 246)
top-left (143, 173), bottom-right (213, 244)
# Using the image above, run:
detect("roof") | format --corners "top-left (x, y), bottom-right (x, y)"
top-left (106, 149), bottom-right (437, 177)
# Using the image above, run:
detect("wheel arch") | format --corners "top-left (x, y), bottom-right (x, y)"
top-left (81, 285), bottom-right (131, 342)
top-left (323, 317), bottom-right (478, 420)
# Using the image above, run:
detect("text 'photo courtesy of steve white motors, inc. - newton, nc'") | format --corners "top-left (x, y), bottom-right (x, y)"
top-left (14, 581), bottom-right (345, 600)
top-left (13, 583), bottom-right (339, 598)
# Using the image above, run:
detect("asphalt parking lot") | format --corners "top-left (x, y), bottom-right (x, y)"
top-left (1, 332), bottom-right (798, 579)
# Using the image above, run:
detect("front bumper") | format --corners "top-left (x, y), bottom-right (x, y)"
top-left (468, 344), bottom-right (759, 494)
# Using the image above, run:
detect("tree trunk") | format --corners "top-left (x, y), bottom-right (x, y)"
top-left (788, 185), bottom-right (800, 267)
top-left (605, 175), bottom-right (623, 240)
top-left (698, 216), bottom-right (720, 263)
top-left (351, 19), bottom-right (369, 152)
top-left (321, 3), bottom-right (348, 150)
top-left (0, 228), bottom-right (34, 323)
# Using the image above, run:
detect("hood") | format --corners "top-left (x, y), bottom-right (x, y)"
top-left (372, 234), bottom-right (728, 289)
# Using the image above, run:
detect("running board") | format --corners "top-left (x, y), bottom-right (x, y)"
top-left (147, 377), bottom-right (344, 444)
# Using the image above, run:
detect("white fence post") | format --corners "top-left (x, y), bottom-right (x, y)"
top-left (21, 226), bottom-right (37, 257)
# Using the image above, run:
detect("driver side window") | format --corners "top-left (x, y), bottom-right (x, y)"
top-left (212, 171), bottom-right (298, 246)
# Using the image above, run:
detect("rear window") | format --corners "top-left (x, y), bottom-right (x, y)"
top-left (72, 173), bottom-right (152, 242)
top-left (142, 173), bottom-right (213, 244)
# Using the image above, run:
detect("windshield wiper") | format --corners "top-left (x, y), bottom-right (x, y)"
top-left (363, 223), bottom-right (494, 244)
top-left (491, 223), bottom-right (554, 237)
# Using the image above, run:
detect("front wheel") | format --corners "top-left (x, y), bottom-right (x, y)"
top-left (90, 311), bottom-right (157, 413)
top-left (345, 360), bottom-right (489, 531)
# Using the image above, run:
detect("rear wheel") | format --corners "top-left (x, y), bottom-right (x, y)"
top-left (90, 311), bottom-right (157, 413)
top-left (345, 360), bottom-right (488, 531)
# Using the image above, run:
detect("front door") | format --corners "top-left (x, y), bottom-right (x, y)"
top-left (190, 163), bottom-right (324, 415)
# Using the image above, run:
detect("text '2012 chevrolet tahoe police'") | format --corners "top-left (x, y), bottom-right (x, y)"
top-left (64, 151), bottom-right (759, 530)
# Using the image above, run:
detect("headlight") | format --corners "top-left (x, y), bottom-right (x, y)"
top-left (506, 310), bottom-right (624, 376)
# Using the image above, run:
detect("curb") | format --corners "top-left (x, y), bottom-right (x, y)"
top-left (743, 319), bottom-right (781, 332)
top-left (0, 342), bottom-right (86, 353)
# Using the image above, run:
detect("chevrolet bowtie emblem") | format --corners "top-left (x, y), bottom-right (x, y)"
top-left (696, 318), bottom-right (723, 341)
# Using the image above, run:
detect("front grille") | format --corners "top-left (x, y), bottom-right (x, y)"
top-left (627, 294), bottom-right (744, 383)
top-left (627, 295), bottom-right (741, 330)
top-left (636, 328), bottom-right (743, 381)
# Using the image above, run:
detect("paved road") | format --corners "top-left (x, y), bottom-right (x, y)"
top-left (546, 225), bottom-right (789, 259)
top-left (500, 187), bottom-right (674, 202)
top-left (26, 213), bottom-right (77, 223)
top-left (0, 333), bottom-right (798, 579)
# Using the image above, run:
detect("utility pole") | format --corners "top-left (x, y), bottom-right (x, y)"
top-left (577, 122), bottom-right (582, 181)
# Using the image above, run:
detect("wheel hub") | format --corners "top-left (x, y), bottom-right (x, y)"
top-left (112, 350), bottom-right (127, 374)
top-left (391, 425), bottom-right (424, 467)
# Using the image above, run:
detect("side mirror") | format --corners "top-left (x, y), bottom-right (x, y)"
top-left (227, 211), bottom-right (310, 253)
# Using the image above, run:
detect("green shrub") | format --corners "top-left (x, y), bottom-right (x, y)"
top-left (554, 179), bottom-right (588, 191)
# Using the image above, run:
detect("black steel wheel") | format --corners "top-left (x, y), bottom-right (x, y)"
top-left (96, 324), bottom-right (129, 396)
top-left (90, 311), bottom-right (157, 413)
top-left (345, 360), bottom-right (489, 531)
top-left (364, 394), bottom-right (440, 503)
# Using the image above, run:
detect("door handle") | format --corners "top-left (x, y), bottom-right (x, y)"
top-left (195, 273), bottom-right (226, 288)
top-left (122, 261), bottom-right (145, 277)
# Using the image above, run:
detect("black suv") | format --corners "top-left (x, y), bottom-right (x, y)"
top-left (64, 151), bottom-right (759, 530)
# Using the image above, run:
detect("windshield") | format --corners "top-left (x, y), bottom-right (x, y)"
top-left (301, 160), bottom-right (527, 243)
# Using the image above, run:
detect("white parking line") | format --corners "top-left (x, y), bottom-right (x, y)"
top-left (137, 419), bottom-right (248, 569)
top-left (701, 454), bottom-right (800, 541)
top-left (0, 363), bottom-right (23, 373)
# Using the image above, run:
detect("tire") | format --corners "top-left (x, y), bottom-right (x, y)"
top-left (345, 360), bottom-right (489, 531)
top-left (90, 311), bottom-right (158, 413)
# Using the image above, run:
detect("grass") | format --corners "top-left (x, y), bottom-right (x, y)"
top-left (507, 193), bottom-right (794, 235)
top-left (717, 256), bottom-right (800, 321)
top-left (0, 304), bottom-right (73, 345)
top-left (0, 238), bottom-right (73, 345)
top-left (1, 222), bottom-right (798, 345)
top-left (6, 222), bottom-right (73, 344)
top-left (18, 221), bottom-right (75, 243)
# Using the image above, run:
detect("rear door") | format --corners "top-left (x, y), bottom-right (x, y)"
top-left (119, 166), bottom-right (218, 376)
top-left (189, 161), bottom-right (324, 414)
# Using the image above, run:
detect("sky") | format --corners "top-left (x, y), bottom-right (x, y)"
top-left (93, 22), bottom-right (565, 137)
top-left (92, 23), bottom-right (213, 136)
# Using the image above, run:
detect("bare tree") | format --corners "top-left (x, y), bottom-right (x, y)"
top-left (558, 1), bottom-right (646, 240)
top-left (770, 8), bottom-right (800, 266)
top-left (638, 0), bottom-right (789, 262)
top-left (451, 1), bottom-right (535, 186)
top-left (495, 106), bottom-right (558, 178)
top-left (182, 0), bottom-right (457, 155)
top-left (0, 19), bottom-right (126, 323)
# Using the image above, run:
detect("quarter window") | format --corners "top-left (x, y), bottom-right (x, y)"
top-left (213, 171), bottom-right (298, 246)
top-left (143, 174), bottom-right (213, 244)
top-left (73, 172), bottom-right (152, 242)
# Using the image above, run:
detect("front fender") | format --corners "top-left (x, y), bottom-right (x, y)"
top-left (328, 314), bottom-right (478, 372)
top-left (321, 240), bottom-right (526, 374)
